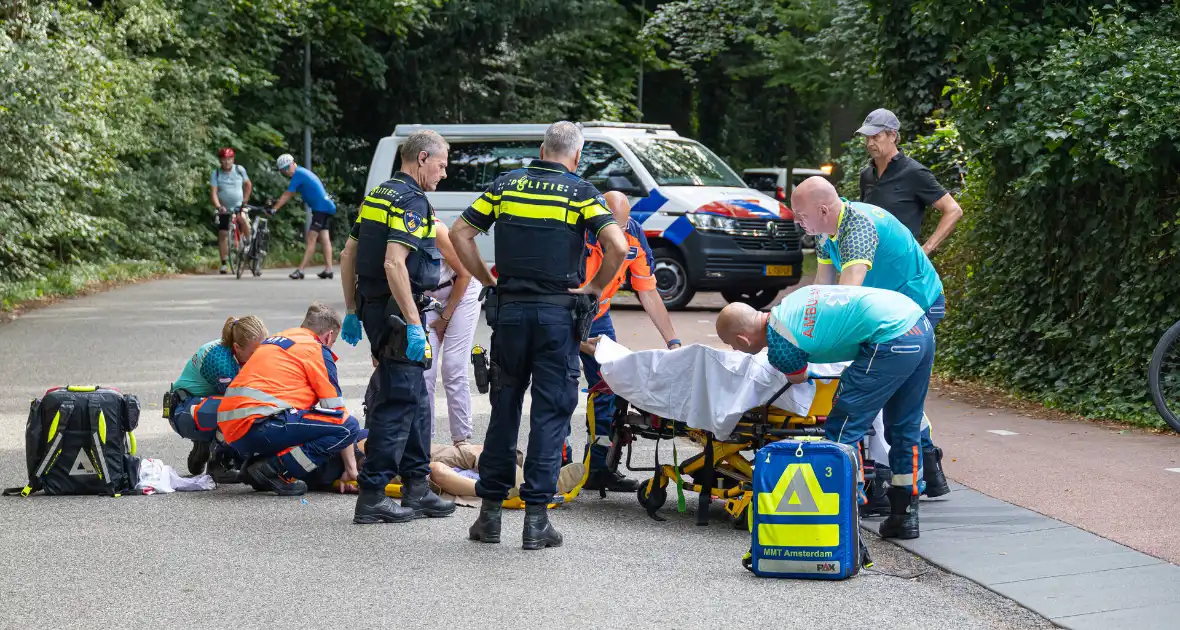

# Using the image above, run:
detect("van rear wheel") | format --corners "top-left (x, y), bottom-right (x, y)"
top-left (652, 247), bottom-right (695, 310)
top-left (722, 289), bottom-right (779, 310)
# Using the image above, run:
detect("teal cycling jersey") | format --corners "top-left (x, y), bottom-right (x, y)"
top-left (172, 340), bottom-right (240, 397)
top-left (765, 285), bottom-right (924, 374)
top-left (816, 200), bottom-right (943, 311)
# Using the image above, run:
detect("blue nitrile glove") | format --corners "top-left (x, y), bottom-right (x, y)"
top-left (342, 313), bottom-right (363, 346)
top-left (407, 324), bottom-right (427, 362)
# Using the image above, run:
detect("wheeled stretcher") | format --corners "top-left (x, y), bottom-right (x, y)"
top-left (591, 374), bottom-right (844, 528)
top-left (585, 337), bottom-right (899, 528)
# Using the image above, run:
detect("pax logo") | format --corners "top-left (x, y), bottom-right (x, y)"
top-left (816, 562), bottom-right (837, 573)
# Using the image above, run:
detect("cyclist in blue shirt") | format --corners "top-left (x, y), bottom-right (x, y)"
top-left (791, 176), bottom-right (950, 500)
top-left (717, 285), bottom-right (934, 540)
top-left (271, 153), bottom-right (337, 280)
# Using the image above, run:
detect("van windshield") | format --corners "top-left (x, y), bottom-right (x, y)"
top-left (625, 138), bottom-right (745, 188)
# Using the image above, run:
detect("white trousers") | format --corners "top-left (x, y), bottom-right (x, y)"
top-left (423, 279), bottom-right (482, 442)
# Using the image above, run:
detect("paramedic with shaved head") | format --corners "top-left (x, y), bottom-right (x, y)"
top-left (716, 285), bottom-right (934, 539)
top-left (451, 120), bottom-right (628, 550)
top-left (790, 176), bottom-right (951, 500)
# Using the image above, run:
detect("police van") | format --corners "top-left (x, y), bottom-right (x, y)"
top-left (364, 122), bottom-right (804, 310)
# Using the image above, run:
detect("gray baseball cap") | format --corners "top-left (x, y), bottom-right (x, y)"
top-left (856, 108), bottom-right (900, 136)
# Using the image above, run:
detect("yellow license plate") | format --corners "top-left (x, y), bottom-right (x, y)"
top-left (764, 265), bottom-right (793, 277)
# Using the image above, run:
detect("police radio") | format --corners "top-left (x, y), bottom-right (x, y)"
top-left (471, 345), bottom-right (490, 394)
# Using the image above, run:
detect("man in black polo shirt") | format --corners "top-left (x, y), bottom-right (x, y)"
top-left (856, 109), bottom-right (963, 256)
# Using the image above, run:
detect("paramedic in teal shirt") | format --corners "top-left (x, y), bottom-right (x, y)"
top-left (271, 153), bottom-right (338, 281)
top-left (791, 176), bottom-right (950, 500)
top-left (717, 285), bottom-right (933, 540)
top-left (168, 316), bottom-right (268, 482)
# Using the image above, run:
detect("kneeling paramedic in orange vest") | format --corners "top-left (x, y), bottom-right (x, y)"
top-left (217, 302), bottom-right (361, 496)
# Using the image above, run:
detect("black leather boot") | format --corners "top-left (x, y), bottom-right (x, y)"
top-left (922, 446), bottom-right (951, 497)
top-left (353, 488), bottom-right (415, 524)
top-left (469, 500), bottom-right (503, 543)
top-left (859, 462), bottom-right (892, 518)
top-left (401, 477), bottom-right (456, 518)
top-left (206, 456), bottom-right (242, 485)
top-left (187, 440), bottom-right (211, 476)
top-left (522, 503), bottom-right (563, 550)
top-left (584, 468), bottom-right (640, 493)
top-left (244, 459), bottom-right (307, 496)
top-left (879, 486), bottom-right (920, 540)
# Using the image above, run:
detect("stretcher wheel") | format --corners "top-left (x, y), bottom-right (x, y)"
top-left (731, 505), bottom-right (750, 531)
top-left (637, 482), bottom-right (667, 511)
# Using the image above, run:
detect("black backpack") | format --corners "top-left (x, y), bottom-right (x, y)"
top-left (4, 386), bottom-right (141, 497)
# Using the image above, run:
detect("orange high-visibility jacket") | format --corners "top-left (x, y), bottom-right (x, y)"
top-left (217, 327), bottom-right (347, 443)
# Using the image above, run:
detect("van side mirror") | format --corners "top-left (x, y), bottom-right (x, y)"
top-left (605, 175), bottom-right (647, 198)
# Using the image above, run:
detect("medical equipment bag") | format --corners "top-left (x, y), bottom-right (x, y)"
top-left (4, 386), bottom-right (140, 497)
top-left (745, 438), bottom-right (862, 579)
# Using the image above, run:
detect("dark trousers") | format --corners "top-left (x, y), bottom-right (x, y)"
top-left (476, 301), bottom-right (579, 505)
top-left (357, 301), bottom-right (432, 491)
top-left (230, 409), bottom-right (360, 480)
top-left (825, 317), bottom-right (935, 498)
top-left (918, 294), bottom-right (946, 450)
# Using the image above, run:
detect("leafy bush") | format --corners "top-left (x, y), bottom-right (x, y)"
top-left (939, 5), bottom-right (1180, 425)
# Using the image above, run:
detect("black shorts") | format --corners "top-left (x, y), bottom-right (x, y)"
top-left (309, 211), bottom-right (332, 233)
top-left (216, 209), bottom-right (243, 231)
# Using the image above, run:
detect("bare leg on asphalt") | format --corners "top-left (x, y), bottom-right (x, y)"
top-left (321, 230), bottom-right (333, 273)
top-left (297, 229), bottom-right (317, 272)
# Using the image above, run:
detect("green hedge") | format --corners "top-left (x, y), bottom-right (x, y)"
top-left (938, 6), bottom-right (1180, 426)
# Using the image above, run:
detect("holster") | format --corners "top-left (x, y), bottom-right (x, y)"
top-left (480, 285), bottom-right (499, 328)
top-left (573, 293), bottom-right (597, 342)
top-left (162, 388), bottom-right (189, 419)
top-left (380, 297), bottom-right (432, 370)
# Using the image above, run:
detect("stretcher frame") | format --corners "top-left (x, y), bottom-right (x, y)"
top-left (593, 375), bottom-right (843, 528)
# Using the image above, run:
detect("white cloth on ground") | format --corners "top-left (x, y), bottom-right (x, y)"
top-left (135, 458), bottom-right (215, 494)
top-left (595, 338), bottom-right (887, 448)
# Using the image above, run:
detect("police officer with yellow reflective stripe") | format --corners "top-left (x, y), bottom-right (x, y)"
top-left (339, 130), bottom-right (456, 524)
top-left (451, 121), bottom-right (627, 550)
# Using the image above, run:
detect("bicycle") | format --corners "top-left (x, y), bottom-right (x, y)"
top-left (220, 207), bottom-right (247, 277)
top-left (1149, 320), bottom-right (1180, 432)
top-left (231, 205), bottom-right (274, 279)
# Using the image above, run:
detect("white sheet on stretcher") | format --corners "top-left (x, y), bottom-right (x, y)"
top-left (595, 338), bottom-right (888, 459)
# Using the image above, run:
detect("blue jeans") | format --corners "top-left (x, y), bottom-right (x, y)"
top-left (476, 301), bottom-right (580, 505)
top-left (825, 317), bottom-right (935, 499)
top-left (919, 293), bottom-right (946, 450)
top-left (231, 409), bottom-right (361, 480)
top-left (566, 313), bottom-right (616, 470)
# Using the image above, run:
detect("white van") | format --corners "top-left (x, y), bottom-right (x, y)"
top-left (364, 122), bottom-right (804, 310)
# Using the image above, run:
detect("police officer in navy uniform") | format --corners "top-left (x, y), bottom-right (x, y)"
top-left (450, 121), bottom-right (627, 549)
top-left (338, 129), bottom-right (457, 524)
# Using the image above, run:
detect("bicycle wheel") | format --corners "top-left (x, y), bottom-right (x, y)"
top-left (1148, 319), bottom-right (1180, 432)
top-left (225, 220), bottom-right (238, 276)
top-left (233, 238), bottom-right (246, 280)
top-left (252, 226), bottom-right (268, 276)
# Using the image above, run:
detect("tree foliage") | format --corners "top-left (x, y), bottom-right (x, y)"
top-left (936, 3), bottom-right (1180, 424)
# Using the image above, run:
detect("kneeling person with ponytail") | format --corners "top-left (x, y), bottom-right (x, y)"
top-left (168, 315), bottom-right (269, 483)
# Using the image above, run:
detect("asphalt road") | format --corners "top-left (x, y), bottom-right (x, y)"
top-left (0, 270), bottom-right (1053, 629)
